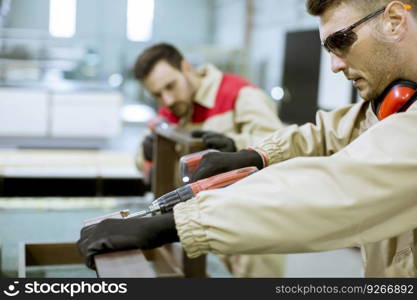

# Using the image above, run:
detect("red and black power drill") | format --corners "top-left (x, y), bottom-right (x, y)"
top-left (128, 166), bottom-right (258, 218)
top-left (84, 150), bottom-right (257, 225)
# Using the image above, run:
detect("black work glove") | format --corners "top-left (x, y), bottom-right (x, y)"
top-left (191, 130), bottom-right (237, 152)
top-left (191, 149), bottom-right (264, 182)
top-left (77, 213), bottom-right (179, 270)
top-left (142, 134), bottom-right (154, 161)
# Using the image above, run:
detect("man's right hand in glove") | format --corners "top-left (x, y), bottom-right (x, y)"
top-left (142, 134), bottom-right (154, 161)
top-left (191, 149), bottom-right (264, 182)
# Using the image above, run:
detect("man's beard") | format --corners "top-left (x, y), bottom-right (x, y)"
top-left (171, 102), bottom-right (190, 117)
top-left (171, 76), bottom-right (195, 117)
top-left (362, 42), bottom-right (401, 101)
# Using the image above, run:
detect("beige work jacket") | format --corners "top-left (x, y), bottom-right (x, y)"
top-left (174, 99), bottom-right (417, 277)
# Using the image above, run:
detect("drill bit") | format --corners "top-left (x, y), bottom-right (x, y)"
top-left (127, 186), bottom-right (193, 219)
top-left (127, 167), bottom-right (259, 220)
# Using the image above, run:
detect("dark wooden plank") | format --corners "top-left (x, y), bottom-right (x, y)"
top-left (19, 242), bottom-right (84, 278)
top-left (152, 127), bottom-right (207, 277)
top-left (183, 251), bottom-right (207, 278)
top-left (25, 242), bottom-right (84, 266)
top-left (163, 244), bottom-right (207, 278)
top-left (152, 134), bottom-right (177, 198)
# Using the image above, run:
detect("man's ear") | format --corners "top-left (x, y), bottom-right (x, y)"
top-left (181, 60), bottom-right (191, 72)
top-left (383, 1), bottom-right (409, 39)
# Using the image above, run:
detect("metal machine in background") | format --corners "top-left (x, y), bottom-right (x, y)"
top-left (0, 82), bottom-right (122, 149)
top-left (0, 25), bottom-right (122, 149)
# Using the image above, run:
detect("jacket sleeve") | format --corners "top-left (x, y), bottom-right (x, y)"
top-left (227, 86), bottom-right (283, 149)
top-left (174, 109), bottom-right (417, 258)
top-left (253, 100), bottom-right (373, 165)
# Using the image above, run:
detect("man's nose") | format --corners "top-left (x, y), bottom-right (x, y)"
top-left (161, 92), bottom-right (175, 107)
top-left (330, 53), bottom-right (347, 73)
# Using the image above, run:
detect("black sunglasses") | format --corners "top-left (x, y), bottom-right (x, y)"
top-left (323, 6), bottom-right (386, 56)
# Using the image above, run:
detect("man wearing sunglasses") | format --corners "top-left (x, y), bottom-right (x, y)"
top-left (78, 1), bottom-right (417, 277)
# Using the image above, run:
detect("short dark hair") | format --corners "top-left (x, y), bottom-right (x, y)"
top-left (306, 0), bottom-right (417, 16)
top-left (306, 0), bottom-right (342, 15)
top-left (134, 43), bottom-right (184, 81)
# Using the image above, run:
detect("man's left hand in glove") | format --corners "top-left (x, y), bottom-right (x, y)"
top-left (77, 213), bottom-right (179, 269)
top-left (191, 130), bottom-right (237, 152)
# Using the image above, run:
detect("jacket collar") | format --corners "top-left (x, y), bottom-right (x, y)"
top-left (194, 64), bottom-right (223, 109)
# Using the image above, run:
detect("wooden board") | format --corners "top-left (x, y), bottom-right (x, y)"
top-left (18, 242), bottom-right (84, 278)
top-left (18, 242), bottom-right (184, 278)
top-left (95, 250), bottom-right (156, 278)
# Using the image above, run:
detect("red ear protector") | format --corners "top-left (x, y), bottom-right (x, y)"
top-left (372, 80), bottom-right (417, 120)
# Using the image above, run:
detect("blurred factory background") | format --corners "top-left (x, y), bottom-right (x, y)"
top-left (0, 0), bottom-right (362, 278)
top-left (0, 0), bottom-right (358, 149)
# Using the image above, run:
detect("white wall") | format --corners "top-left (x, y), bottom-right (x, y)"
top-left (213, 0), bottom-right (316, 89)
top-left (212, 0), bottom-right (246, 48)
top-left (213, 0), bottom-right (352, 109)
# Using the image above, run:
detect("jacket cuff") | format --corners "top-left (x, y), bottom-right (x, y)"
top-left (246, 147), bottom-right (269, 168)
top-left (173, 199), bottom-right (211, 258)
top-left (252, 141), bottom-right (284, 165)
